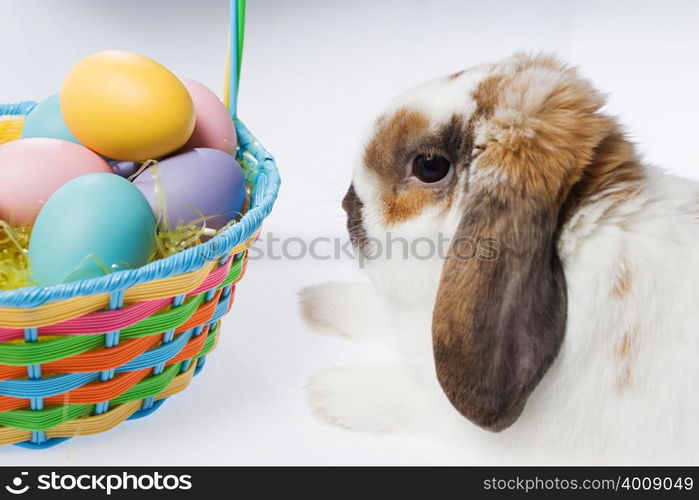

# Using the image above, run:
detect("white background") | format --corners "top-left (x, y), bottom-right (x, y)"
top-left (0, 0), bottom-right (697, 465)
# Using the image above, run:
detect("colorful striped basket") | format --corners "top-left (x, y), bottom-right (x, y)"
top-left (0, 0), bottom-right (279, 448)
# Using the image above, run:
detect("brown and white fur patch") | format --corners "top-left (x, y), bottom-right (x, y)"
top-left (300, 54), bottom-right (699, 463)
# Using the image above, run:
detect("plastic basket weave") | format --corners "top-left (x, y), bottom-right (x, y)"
top-left (0, 0), bottom-right (279, 448)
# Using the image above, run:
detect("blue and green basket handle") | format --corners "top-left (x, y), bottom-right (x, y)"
top-left (224, 0), bottom-right (246, 117)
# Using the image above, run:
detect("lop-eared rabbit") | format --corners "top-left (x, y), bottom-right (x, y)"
top-left (300, 54), bottom-right (699, 464)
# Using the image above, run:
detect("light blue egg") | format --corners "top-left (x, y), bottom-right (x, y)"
top-left (22, 93), bottom-right (80, 145)
top-left (28, 173), bottom-right (156, 286)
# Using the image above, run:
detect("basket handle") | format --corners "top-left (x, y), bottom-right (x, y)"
top-left (224, 0), bottom-right (246, 117)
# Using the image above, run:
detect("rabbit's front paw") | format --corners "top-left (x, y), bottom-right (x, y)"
top-left (299, 282), bottom-right (387, 341)
top-left (306, 364), bottom-right (424, 433)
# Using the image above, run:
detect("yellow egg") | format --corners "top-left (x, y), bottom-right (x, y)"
top-left (61, 50), bottom-right (195, 161)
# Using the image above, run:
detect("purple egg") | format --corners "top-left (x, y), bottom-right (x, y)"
top-left (110, 160), bottom-right (140, 178)
top-left (132, 148), bottom-right (246, 231)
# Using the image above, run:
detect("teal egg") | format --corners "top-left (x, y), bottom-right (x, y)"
top-left (28, 173), bottom-right (156, 286)
top-left (22, 93), bottom-right (80, 144)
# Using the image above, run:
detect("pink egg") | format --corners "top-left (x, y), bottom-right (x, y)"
top-left (181, 78), bottom-right (237, 154)
top-left (0, 138), bottom-right (112, 225)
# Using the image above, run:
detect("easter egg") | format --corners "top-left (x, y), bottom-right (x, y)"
top-left (109, 160), bottom-right (140, 179)
top-left (0, 138), bottom-right (112, 225)
top-left (132, 148), bottom-right (245, 231)
top-left (28, 173), bottom-right (156, 286)
top-left (21, 94), bottom-right (80, 144)
top-left (61, 50), bottom-right (195, 161)
top-left (181, 78), bottom-right (237, 154)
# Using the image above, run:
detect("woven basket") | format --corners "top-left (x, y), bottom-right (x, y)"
top-left (0, 0), bottom-right (279, 448)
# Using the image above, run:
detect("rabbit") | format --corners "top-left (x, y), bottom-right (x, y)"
top-left (299, 53), bottom-right (699, 464)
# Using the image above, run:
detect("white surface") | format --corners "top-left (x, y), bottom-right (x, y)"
top-left (0, 0), bottom-right (698, 465)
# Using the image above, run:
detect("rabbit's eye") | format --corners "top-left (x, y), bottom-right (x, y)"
top-left (411, 154), bottom-right (451, 183)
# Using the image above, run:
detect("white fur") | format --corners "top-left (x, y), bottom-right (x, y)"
top-left (300, 62), bottom-right (699, 464)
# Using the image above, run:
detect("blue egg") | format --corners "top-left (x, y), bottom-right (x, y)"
top-left (22, 93), bottom-right (80, 144)
top-left (28, 173), bottom-right (156, 286)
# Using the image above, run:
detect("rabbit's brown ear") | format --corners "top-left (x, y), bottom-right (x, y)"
top-left (432, 61), bottom-right (614, 431)
top-left (432, 189), bottom-right (567, 432)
